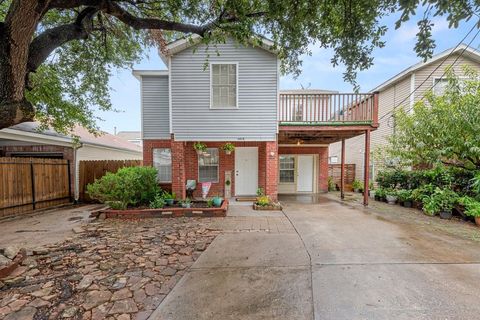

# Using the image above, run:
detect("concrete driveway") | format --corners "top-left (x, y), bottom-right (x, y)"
top-left (150, 195), bottom-right (480, 320)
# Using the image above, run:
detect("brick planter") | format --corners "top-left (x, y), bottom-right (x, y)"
top-left (95, 200), bottom-right (228, 219)
top-left (253, 202), bottom-right (282, 210)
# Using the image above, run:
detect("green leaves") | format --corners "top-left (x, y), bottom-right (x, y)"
top-left (385, 66), bottom-right (480, 170)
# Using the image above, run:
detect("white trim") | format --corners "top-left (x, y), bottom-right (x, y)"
top-left (371, 44), bottom-right (480, 92)
top-left (409, 72), bottom-right (415, 112)
top-left (276, 58), bottom-right (280, 134)
top-left (279, 144), bottom-right (329, 147)
top-left (132, 70), bottom-right (169, 80)
top-left (168, 57), bottom-right (173, 134)
top-left (0, 129), bottom-right (72, 146)
top-left (209, 62), bottom-right (239, 109)
top-left (152, 147), bottom-right (172, 183)
top-left (140, 76), bottom-right (144, 139)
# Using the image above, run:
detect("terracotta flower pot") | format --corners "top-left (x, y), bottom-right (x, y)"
top-left (475, 216), bottom-right (480, 227)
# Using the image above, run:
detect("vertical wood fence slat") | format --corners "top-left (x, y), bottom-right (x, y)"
top-left (78, 160), bottom-right (142, 202)
top-left (328, 164), bottom-right (356, 190)
top-left (0, 157), bottom-right (71, 218)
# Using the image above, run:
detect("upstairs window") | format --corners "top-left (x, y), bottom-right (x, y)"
top-left (211, 63), bottom-right (237, 108)
top-left (153, 148), bottom-right (172, 183)
top-left (198, 148), bottom-right (219, 182)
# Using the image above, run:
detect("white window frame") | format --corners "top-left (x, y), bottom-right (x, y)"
top-left (152, 148), bottom-right (172, 183)
top-left (198, 148), bottom-right (220, 183)
top-left (279, 155), bottom-right (296, 184)
top-left (432, 76), bottom-right (468, 96)
top-left (209, 62), bottom-right (239, 109)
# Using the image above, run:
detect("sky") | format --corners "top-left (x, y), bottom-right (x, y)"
top-left (97, 11), bottom-right (480, 134)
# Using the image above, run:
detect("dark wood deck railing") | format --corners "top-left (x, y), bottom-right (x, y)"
top-left (279, 93), bottom-right (378, 125)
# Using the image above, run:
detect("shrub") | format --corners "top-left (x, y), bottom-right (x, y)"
top-left (396, 189), bottom-right (413, 202)
top-left (352, 179), bottom-right (362, 191)
top-left (422, 188), bottom-right (458, 216)
top-left (385, 188), bottom-right (397, 197)
top-left (256, 195), bottom-right (271, 206)
top-left (150, 193), bottom-right (166, 209)
top-left (375, 187), bottom-right (386, 199)
top-left (328, 177), bottom-right (336, 191)
top-left (162, 191), bottom-right (176, 200)
top-left (87, 166), bottom-right (160, 209)
top-left (411, 183), bottom-right (435, 202)
top-left (459, 196), bottom-right (480, 217)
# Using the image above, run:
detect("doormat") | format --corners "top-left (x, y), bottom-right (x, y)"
top-left (235, 197), bottom-right (257, 202)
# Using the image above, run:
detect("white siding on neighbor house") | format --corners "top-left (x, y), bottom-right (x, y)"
top-left (170, 39), bottom-right (278, 141)
top-left (141, 75), bottom-right (170, 139)
top-left (329, 53), bottom-right (480, 183)
top-left (74, 145), bottom-right (142, 200)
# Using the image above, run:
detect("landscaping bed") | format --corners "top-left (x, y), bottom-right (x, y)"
top-left (93, 200), bottom-right (229, 219)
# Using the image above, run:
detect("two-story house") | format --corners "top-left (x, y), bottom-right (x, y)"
top-left (134, 36), bottom-right (379, 203)
top-left (329, 44), bottom-right (480, 183)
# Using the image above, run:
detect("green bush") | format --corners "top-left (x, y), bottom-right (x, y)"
top-left (327, 177), bottom-right (336, 191)
top-left (352, 179), bottom-right (362, 191)
top-left (396, 189), bottom-right (412, 202)
top-left (422, 188), bottom-right (458, 216)
top-left (149, 193), bottom-right (166, 209)
top-left (375, 187), bottom-right (386, 199)
top-left (87, 166), bottom-right (160, 209)
top-left (459, 196), bottom-right (480, 217)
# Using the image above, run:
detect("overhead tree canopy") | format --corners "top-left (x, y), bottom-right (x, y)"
top-left (0, 0), bottom-right (479, 134)
top-left (384, 67), bottom-right (480, 170)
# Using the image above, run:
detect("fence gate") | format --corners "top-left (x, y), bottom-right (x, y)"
top-left (0, 157), bottom-right (72, 218)
top-left (78, 160), bottom-right (142, 202)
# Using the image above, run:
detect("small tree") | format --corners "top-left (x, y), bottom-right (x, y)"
top-left (385, 66), bottom-right (480, 171)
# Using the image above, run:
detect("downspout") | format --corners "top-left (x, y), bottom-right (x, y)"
top-left (73, 143), bottom-right (84, 203)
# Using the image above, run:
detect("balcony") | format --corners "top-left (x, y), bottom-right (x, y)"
top-left (279, 92), bottom-right (378, 126)
top-left (278, 92), bottom-right (379, 145)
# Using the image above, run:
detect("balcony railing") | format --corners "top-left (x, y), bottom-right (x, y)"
top-left (279, 93), bottom-right (378, 125)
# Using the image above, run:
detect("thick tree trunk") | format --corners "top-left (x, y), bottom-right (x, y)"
top-left (0, 0), bottom-right (50, 129)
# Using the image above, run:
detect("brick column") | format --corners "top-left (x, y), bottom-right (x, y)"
top-left (171, 140), bottom-right (186, 199)
top-left (318, 147), bottom-right (329, 192)
top-left (264, 141), bottom-right (278, 201)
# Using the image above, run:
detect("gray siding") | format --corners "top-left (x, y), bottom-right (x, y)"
top-left (141, 75), bottom-right (170, 139)
top-left (171, 39), bottom-right (278, 141)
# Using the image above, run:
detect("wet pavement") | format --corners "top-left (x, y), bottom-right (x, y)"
top-left (151, 194), bottom-right (480, 320)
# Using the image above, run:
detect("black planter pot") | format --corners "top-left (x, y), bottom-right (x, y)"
top-left (439, 210), bottom-right (453, 220)
top-left (374, 195), bottom-right (380, 201)
top-left (403, 201), bottom-right (412, 208)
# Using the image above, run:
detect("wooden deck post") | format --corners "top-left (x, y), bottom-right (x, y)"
top-left (363, 129), bottom-right (371, 206)
top-left (340, 138), bottom-right (345, 200)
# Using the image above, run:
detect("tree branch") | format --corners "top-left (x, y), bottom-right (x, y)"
top-left (27, 7), bottom-right (98, 73)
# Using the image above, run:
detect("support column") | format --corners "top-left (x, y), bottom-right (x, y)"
top-left (340, 138), bottom-right (345, 200)
top-left (264, 141), bottom-right (278, 201)
top-left (363, 129), bottom-right (371, 206)
top-left (171, 139), bottom-right (186, 199)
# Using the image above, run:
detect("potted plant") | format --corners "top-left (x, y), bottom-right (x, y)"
top-left (225, 179), bottom-right (231, 187)
top-left (422, 188), bottom-right (458, 219)
top-left (256, 195), bottom-right (270, 207)
top-left (212, 195), bottom-right (223, 207)
top-left (396, 189), bottom-right (413, 207)
top-left (459, 196), bottom-right (480, 226)
top-left (180, 198), bottom-right (191, 208)
top-left (222, 143), bottom-right (235, 155)
top-left (327, 177), bottom-right (336, 192)
top-left (385, 189), bottom-right (398, 205)
top-left (194, 142), bottom-right (207, 155)
top-left (374, 187), bottom-right (385, 201)
top-left (162, 191), bottom-right (176, 206)
top-left (352, 179), bottom-right (362, 193)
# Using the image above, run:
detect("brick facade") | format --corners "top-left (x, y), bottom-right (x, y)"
top-left (278, 146), bottom-right (329, 192)
top-left (144, 138), bottom-right (330, 199)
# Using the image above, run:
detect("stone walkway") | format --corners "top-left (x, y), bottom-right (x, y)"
top-left (0, 217), bottom-right (220, 320)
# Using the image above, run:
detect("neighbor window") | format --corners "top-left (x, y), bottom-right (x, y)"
top-left (152, 148), bottom-right (171, 183)
top-left (279, 155), bottom-right (295, 183)
top-left (198, 148), bottom-right (219, 182)
top-left (211, 63), bottom-right (237, 108)
top-left (433, 78), bottom-right (449, 96)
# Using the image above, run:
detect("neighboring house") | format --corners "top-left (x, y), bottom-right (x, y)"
top-left (0, 122), bottom-right (142, 200)
top-left (134, 36), bottom-right (379, 201)
top-left (116, 131), bottom-right (142, 146)
top-left (329, 44), bottom-right (480, 182)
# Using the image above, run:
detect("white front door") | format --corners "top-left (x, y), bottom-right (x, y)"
top-left (235, 147), bottom-right (258, 196)
top-left (297, 155), bottom-right (314, 192)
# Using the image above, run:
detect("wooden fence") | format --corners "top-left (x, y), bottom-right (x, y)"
top-left (78, 159), bottom-right (142, 202)
top-left (0, 157), bottom-right (72, 218)
top-left (328, 164), bottom-right (356, 190)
